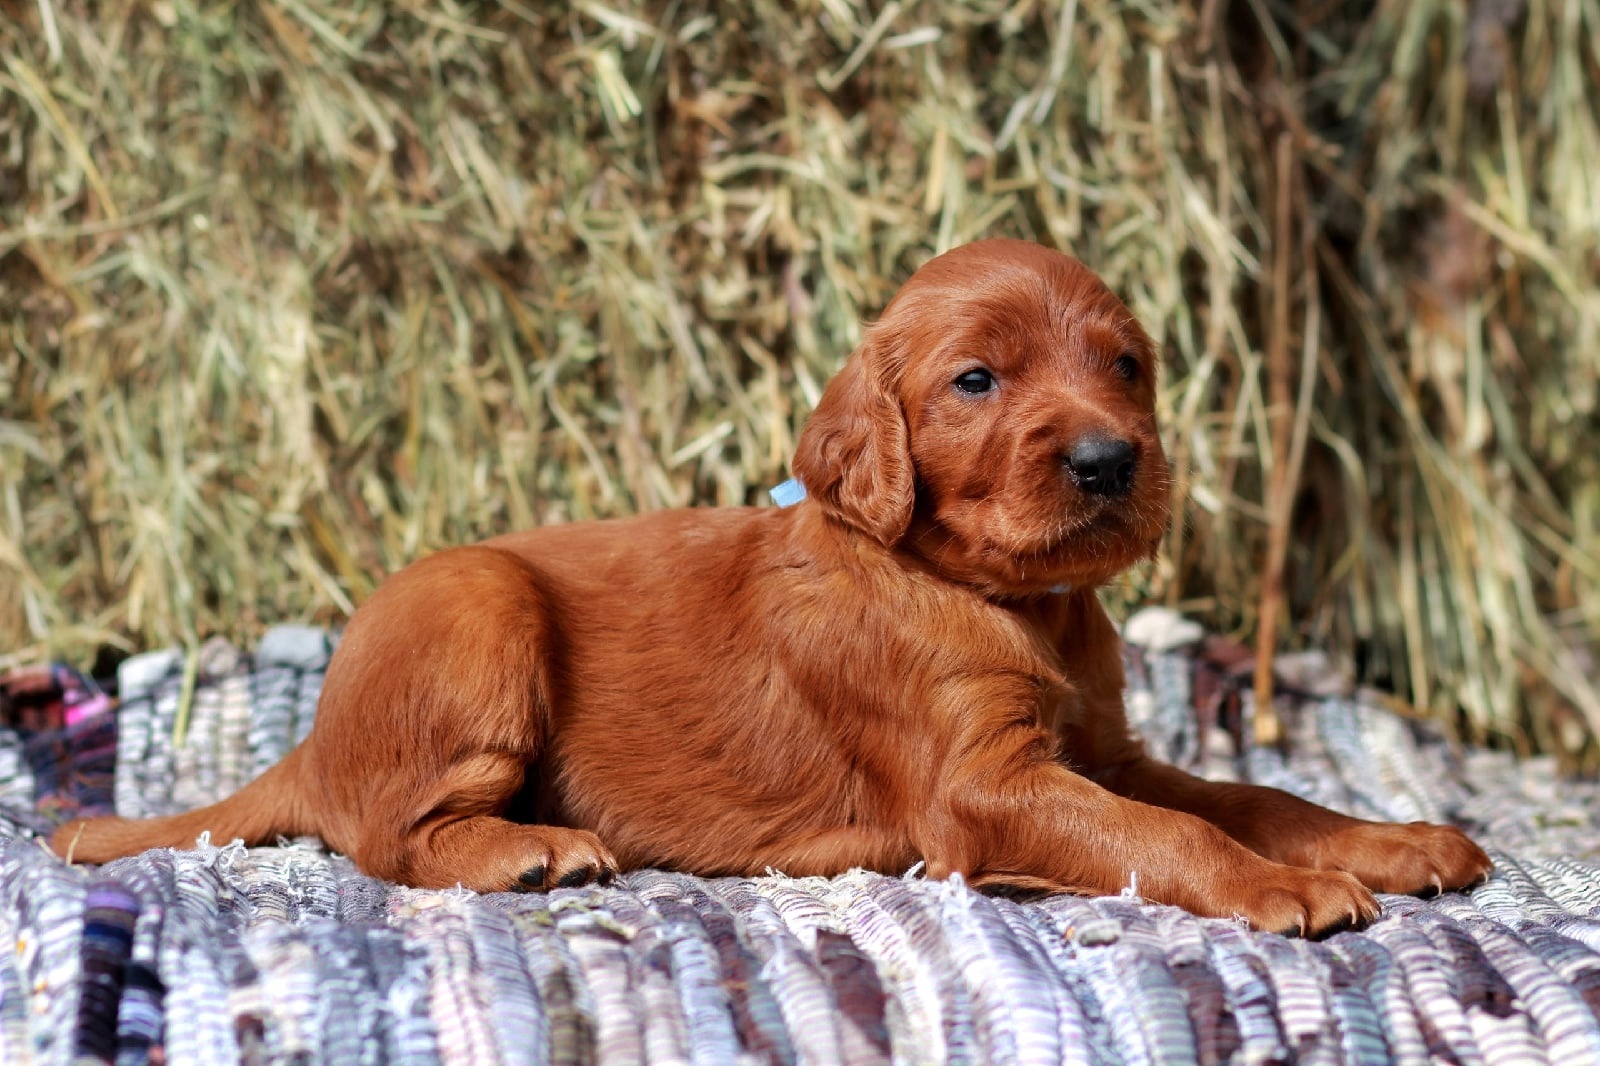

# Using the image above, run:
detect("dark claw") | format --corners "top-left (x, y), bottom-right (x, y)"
top-left (1314, 915), bottom-right (1356, 940)
top-left (557, 867), bottom-right (593, 888)
top-left (516, 866), bottom-right (547, 891)
top-left (597, 867), bottom-right (615, 887)
top-left (1416, 884), bottom-right (1441, 900)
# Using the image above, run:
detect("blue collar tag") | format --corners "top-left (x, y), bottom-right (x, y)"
top-left (770, 478), bottom-right (807, 508)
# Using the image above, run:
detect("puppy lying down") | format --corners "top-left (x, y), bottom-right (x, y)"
top-left (54, 240), bottom-right (1488, 937)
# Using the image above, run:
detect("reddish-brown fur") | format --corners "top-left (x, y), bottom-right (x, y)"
top-left (53, 240), bottom-right (1489, 935)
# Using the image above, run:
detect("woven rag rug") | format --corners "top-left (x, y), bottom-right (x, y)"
top-left (3, 615), bottom-right (1600, 1066)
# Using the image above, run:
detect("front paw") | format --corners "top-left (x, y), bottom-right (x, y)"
top-left (1217, 864), bottom-right (1381, 939)
top-left (1315, 821), bottom-right (1492, 896)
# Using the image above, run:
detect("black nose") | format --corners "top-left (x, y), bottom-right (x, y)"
top-left (1065, 435), bottom-right (1136, 496)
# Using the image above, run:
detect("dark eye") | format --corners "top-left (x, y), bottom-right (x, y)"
top-left (1112, 354), bottom-right (1141, 382)
top-left (953, 368), bottom-right (996, 394)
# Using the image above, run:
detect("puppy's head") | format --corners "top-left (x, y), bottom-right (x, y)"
top-left (792, 239), bottom-right (1170, 596)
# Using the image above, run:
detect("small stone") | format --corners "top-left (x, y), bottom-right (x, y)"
top-left (1122, 607), bottom-right (1204, 652)
top-left (1072, 918), bottom-right (1123, 946)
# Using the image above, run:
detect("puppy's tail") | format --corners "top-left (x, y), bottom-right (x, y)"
top-left (50, 745), bottom-right (313, 864)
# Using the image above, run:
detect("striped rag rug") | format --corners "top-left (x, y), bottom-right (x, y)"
top-left (2, 614), bottom-right (1599, 1066)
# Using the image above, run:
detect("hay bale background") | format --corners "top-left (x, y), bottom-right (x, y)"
top-left (1, 1), bottom-right (1595, 761)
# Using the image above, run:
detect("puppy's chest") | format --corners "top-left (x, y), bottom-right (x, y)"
top-left (890, 608), bottom-right (1079, 726)
top-left (933, 608), bottom-right (1115, 747)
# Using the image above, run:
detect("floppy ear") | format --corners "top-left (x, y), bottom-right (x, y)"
top-left (791, 338), bottom-right (914, 545)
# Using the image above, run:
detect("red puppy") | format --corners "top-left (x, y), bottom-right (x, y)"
top-left (53, 240), bottom-right (1489, 935)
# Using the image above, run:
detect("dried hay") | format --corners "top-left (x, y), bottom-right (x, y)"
top-left (1, 0), bottom-right (1596, 763)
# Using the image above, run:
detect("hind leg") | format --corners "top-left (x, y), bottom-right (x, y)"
top-left (303, 545), bottom-right (618, 892)
top-left (356, 752), bottom-right (618, 892)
